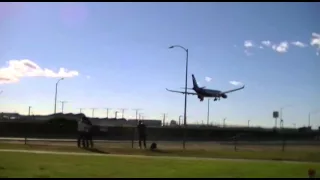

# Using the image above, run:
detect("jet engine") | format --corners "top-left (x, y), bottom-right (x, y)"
top-left (221, 94), bottom-right (228, 99)
top-left (197, 95), bottom-right (204, 101)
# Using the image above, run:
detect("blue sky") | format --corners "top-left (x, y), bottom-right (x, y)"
top-left (0, 2), bottom-right (319, 128)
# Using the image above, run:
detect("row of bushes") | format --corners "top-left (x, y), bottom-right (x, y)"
top-left (0, 118), bottom-right (318, 141)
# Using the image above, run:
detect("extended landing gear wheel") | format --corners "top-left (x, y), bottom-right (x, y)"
top-left (214, 98), bottom-right (217, 101)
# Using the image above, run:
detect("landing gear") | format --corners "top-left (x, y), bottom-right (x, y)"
top-left (214, 97), bottom-right (220, 101)
top-left (198, 95), bottom-right (204, 102)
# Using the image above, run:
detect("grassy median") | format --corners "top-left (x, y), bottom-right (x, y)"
top-left (0, 150), bottom-right (320, 178)
top-left (0, 142), bottom-right (320, 162)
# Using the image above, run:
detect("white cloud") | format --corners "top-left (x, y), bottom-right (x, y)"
top-left (229, 81), bottom-right (243, 86)
top-left (272, 41), bottom-right (289, 53)
top-left (261, 41), bottom-right (272, 47)
top-left (259, 46), bottom-right (264, 49)
top-left (205, 76), bottom-right (212, 82)
top-left (244, 40), bottom-right (254, 48)
top-left (311, 32), bottom-right (320, 55)
top-left (291, 41), bottom-right (307, 48)
top-left (86, 75), bottom-right (91, 79)
top-left (0, 59), bottom-right (79, 84)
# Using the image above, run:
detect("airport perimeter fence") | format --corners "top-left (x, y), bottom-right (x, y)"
top-left (0, 119), bottom-right (320, 153)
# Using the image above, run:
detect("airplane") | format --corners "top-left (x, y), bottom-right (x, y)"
top-left (166, 74), bottom-right (245, 102)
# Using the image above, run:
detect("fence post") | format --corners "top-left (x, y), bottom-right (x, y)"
top-left (24, 127), bottom-right (27, 145)
top-left (233, 135), bottom-right (238, 151)
top-left (282, 137), bottom-right (286, 152)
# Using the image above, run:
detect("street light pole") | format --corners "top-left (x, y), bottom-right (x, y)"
top-left (207, 99), bottom-right (210, 126)
top-left (169, 45), bottom-right (189, 150)
top-left (54, 78), bottom-right (64, 114)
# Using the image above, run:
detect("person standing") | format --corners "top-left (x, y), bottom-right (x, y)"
top-left (77, 116), bottom-right (86, 148)
top-left (137, 120), bottom-right (147, 149)
top-left (83, 116), bottom-right (94, 148)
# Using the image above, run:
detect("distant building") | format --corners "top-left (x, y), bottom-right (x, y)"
top-left (127, 119), bottom-right (162, 127)
top-left (170, 120), bottom-right (178, 126)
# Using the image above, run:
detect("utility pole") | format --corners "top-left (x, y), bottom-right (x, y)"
top-left (131, 108), bottom-right (141, 149)
top-left (79, 108), bottom-right (84, 114)
top-left (308, 110), bottom-right (320, 128)
top-left (115, 111), bottom-right (119, 119)
top-left (119, 108), bottom-right (127, 119)
top-left (28, 106), bottom-right (32, 116)
top-left (223, 117), bottom-right (227, 128)
top-left (179, 115), bottom-right (183, 126)
top-left (248, 120), bottom-right (250, 127)
top-left (105, 108), bottom-right (112, 118)
top-left (91, 108), bottom-right (96, 118)
top-left (162, 113), bottom-right (167, 126)
top-left (139, 113), bottom-right (143, 120)
top-left (132, 109), bottom-right (141, 121)
top-left (59, 101), bottom-right (67, 113)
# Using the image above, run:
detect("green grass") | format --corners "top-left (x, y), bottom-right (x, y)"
top-left (0, 151), bottom-right (319, 178)
top-left (1, 142), bottom-right (320, 162)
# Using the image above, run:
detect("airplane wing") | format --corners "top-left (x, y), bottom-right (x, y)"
top-left (220, 85), bottom-right (245, 94)
top-left (166, 88), bottom-right (198, 95)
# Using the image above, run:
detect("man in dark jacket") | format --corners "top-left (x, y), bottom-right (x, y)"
top-left (137, 120), bottom-right (147, 149)
top-left (83, 116), bottom-right (94, 148)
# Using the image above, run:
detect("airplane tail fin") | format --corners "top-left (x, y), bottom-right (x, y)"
top-left (192, 74), bottom-right (199, 89)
